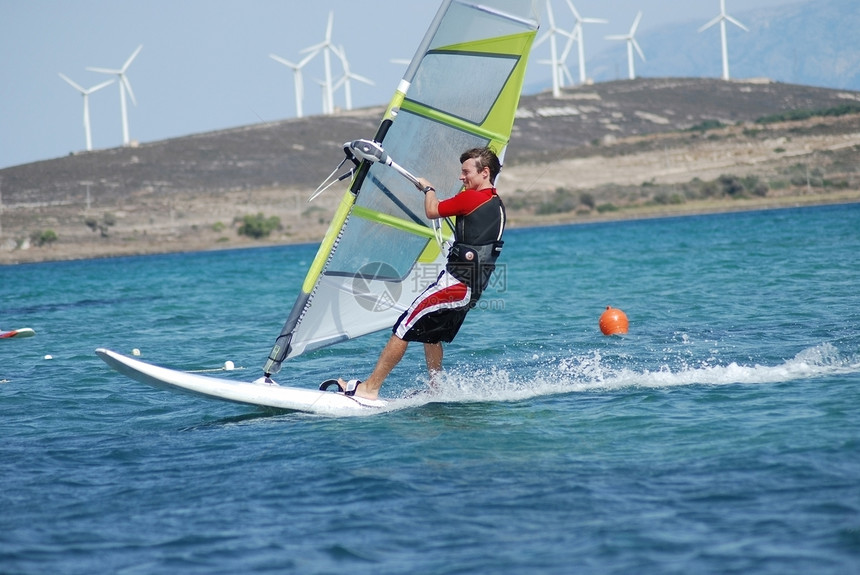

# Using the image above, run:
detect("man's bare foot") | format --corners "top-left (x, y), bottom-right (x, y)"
top-left (337, 378), bottom-right (378, 400)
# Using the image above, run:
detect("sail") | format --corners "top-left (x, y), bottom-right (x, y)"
top-left (264, 0), bottom-right (540, 376)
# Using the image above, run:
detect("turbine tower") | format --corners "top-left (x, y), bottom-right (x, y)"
top-left (269, 52), bottom-right (316, 118)
top-left (698, 0), bottom-right (748, 81)
top-left (87, 44), bottom-right (143, 146)
top-left (301, 12), bottom-right (337, 115)
top-left (58, 73), bottom-right (114, 151)
top-left (565, 0), bottom-right (607, 85)
top-left (534, 0), bottom-right (573, 98)
top-left (332, 45), bottom-right (374, 111)
top-left (606, 12), bottom-right (645, 80)
top-left (312, 78), bottom-right (329, 114)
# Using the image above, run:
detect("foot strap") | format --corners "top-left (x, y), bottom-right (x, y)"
top-left (319, 379), bottom-right (344, 392)
top-left (343, 379), bottom-right (362, 396)
top-left (318, 379), bottom-right (362, 395)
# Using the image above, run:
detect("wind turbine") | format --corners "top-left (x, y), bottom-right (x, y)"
top-left (565, 0), bottom-right (608, 85)
top-left (87, 44), bottom-right (143, 146)
top-left (556, 27), bottom-right (579, 87)
top-left (534, 0), bottom-right (574, 98)
top-left (58, 73), bottom-right (114, 151)
top-left (269, 51), bottom-right (316, 118)
top-left (606, 11), bottom-right (645, 80)
top-left (331, 45), bottom-right (374, 111)
top-left (301, 11), bottom-right (336, 115)
top-left (698, 0), bottom-right (748, 81)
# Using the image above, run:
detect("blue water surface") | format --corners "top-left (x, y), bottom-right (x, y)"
top-left (2, 204), bottom-right (859, 574)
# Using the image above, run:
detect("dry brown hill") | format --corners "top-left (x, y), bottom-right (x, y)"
top-left (3, 77), bottom-right (860, 264)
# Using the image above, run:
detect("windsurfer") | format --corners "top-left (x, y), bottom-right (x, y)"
top-left (339, 147), bottom-right (506, 399)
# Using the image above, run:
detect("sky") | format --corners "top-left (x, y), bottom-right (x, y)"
top-left (1, 0), bottom-right (803, 170)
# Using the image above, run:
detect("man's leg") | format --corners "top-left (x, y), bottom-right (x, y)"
top-left (424, 342), bottom-right (443, 388)
top-left (341, 334), bottom-right (408, 399)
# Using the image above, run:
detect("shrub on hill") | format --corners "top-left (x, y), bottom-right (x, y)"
top-left (237, 213), bottom-right (281, 239)
top-left (687, 119), bottom-right (726, 132)
top-left (31, 229), bottom-right (58, 247)
top-left (755, 104), bottom-right (860, 125)
top-left (84, 213), bottom-right (116, 237)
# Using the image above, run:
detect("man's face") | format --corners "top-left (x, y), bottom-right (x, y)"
top-left (459, 158), bottom-right (489, 190)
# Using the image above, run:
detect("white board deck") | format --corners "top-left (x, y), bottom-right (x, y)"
top-left (95, 348), bottom-right (387, 414)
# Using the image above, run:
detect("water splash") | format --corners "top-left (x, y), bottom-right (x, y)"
top-left (388, 343), bottom-right (859, 410)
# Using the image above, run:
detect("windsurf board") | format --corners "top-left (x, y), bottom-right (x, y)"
top-left (95, 348), bottom-right (387, 414)
top-left (1, 327), bottom-right (35, 339)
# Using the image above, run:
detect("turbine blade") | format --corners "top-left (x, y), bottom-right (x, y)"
top-left (90, 78), bottom-right (116, 93)
top-left (534, 29), bottom-right (551, 47)
top-left (565, 0), bottom-right (581, 22)
top-left (631, 11), bottom-right (642, 34)
top-left (123, 75), bottom-right (137, 106)
top-left (86, 66), bottom-right (120, 74)
top-left (325, 11), bottom-right (334, 42)
top-left (350, 73), bottom-right (374, 86)
top-left (122, 44), bottom-right (143, 71)
top-left (300, 42), bottom-right (326, 55)
top-left (605, 34), bottom-right (627, 41)
top-left (725, 15), bottom-right (749, 31)
top-left (270, 53), bottom-right (297, 68)
top-left (632, 39), bottom-right (646, 61)
top-left (59, 73), bottom-right (85, 93)
top-left (698, 15), bottom-right (721, 33)
top-left (562, 65), bottom-right (574, 85)
top-left (297, 51), bottom-right (317, 68)
top-left (560, 33), bottom-right (576, 59)
top-left (330, 44), bottom-right (346, 64)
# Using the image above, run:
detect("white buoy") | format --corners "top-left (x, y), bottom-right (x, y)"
top-left (44, 354), bottom-right (53, 360)
top-left (132, 348), bottom-right (141, 356)
top-left (224, 360), bottom-right (235, 371)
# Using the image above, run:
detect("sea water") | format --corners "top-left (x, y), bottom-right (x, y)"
top-left (1, 204), bottom-right (859, 574)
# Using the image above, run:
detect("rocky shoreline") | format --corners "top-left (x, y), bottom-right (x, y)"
top-left (5, 191), bottom-right (858, 266)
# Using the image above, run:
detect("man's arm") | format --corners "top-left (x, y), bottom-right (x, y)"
top-left (418, 177), bottom-right (441, 219)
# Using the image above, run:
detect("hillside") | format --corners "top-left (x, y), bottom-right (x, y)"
top-left (2, 77), bottom-right (860, 264)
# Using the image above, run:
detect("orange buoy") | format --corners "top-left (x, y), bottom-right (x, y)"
top-left (599, 305), bottom-right (629, 335)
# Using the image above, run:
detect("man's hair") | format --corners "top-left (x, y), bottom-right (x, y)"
top-left (460, 147), bottom-right (501, 184)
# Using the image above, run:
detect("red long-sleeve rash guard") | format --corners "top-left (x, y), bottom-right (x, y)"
top-left (437, 188), bottom-right (498, 218)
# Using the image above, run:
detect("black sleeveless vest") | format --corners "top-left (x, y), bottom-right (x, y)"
top-left (446, 193), bottom-right (506, 299)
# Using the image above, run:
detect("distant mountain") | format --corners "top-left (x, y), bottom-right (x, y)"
top-left (588, 0), bottom-right (860, 91)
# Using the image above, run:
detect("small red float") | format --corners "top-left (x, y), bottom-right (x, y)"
top-left (599, 305), bottom-right (629, 335)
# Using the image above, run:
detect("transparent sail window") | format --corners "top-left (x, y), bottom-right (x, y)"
top-left (408, 51), bottom-right (518, 125)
